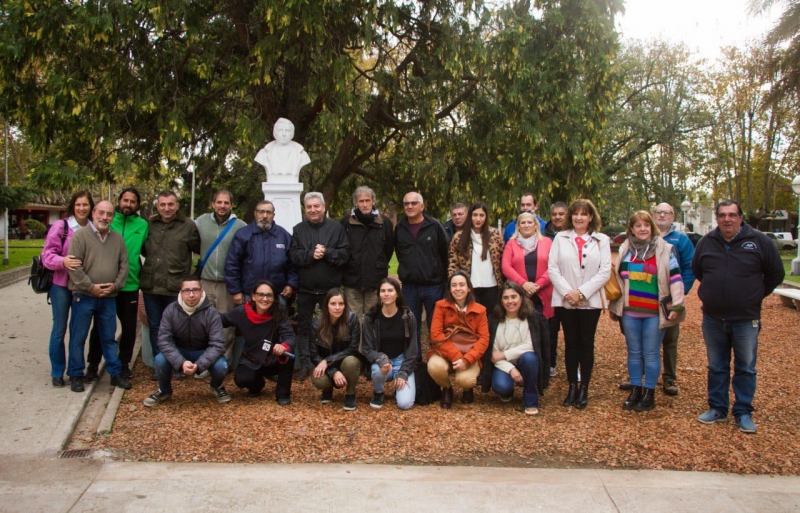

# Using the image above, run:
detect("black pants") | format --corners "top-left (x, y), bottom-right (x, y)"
top-left (296, 291), bottom-right (327, 368)
top-left (87, 290), bottom-right (139, 368)
top-left (548, 311), bottom-right (562, 369)
top-left (557, 307), bottom-right (601, 386)
top-left (234, 360), bottom-right (293, 399)
top-left (474, 286), bottom-right (499, 316)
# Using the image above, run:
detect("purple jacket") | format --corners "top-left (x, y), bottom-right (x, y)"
top-left (41, 218), bottom-right (84, 287)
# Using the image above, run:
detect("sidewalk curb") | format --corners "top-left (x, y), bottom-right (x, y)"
top-left (96, 338), bottom-right (142, 435)
top-left (51, 359), bottom-right (106, 453)
top-left (0, 266), bottom-right (30, 289)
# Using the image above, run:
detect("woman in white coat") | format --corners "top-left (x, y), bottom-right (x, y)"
top-left (548, 199), bottom-right (611, 409)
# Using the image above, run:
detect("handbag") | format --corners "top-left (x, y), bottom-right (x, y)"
top-left (29, 220), bottom-right (69, 299)
top-left (194, 218), bottom-right (236, 277)
top-left (445, 324), bottom-right (479, 354)
top-left (604, 261), bottom-right (622, 301)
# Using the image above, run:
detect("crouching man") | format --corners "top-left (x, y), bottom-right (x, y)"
top-left (144, 275), bottom-right (230, 406)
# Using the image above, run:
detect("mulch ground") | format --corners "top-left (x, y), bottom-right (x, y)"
top-left (96, 293), bottom-right (800, 474)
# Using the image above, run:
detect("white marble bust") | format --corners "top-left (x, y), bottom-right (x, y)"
top-left (254, 118), bottom-right (311, 183)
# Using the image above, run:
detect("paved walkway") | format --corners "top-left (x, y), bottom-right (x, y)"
top-left (1, 279), bottom-right (799, 512)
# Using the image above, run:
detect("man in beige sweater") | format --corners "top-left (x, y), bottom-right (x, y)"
top-left (67, 200), bottom-right (131, 393)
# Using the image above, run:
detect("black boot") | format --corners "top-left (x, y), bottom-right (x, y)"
top-left (574, 385), bottom-right (589, 409)
top-left (440, 387), bottom-right (453, 409)
top-left (634, 388), bottom-right (656, 411)
top-left (622, 386), bottom-right (643, 410)
top-left (563, 382), bottom-right (579, 407)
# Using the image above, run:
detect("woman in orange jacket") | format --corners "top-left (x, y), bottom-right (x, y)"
top-left (427, 270), bottom-right (490, 409)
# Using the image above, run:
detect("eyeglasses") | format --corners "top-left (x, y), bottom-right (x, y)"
top-left (654, 210), bottom-right (674, 216)
top-left (255, 209), bottom-right (275, 215)
top-left (180, 288), bottom-right (202, 295)
top-left (403, 201), bottom-right (420, 207)
top-left (254, 292), bottom-right (274, 300)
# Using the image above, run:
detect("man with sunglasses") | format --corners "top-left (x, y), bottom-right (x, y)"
top-left (394, 191), bottom-right (449, 348)
top-left (143, 276), bottom-right (230, 407)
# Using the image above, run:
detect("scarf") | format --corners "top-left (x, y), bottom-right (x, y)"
top-left (178, 291), bottom-right (206, 315)
top-left (353, 207), bottom-right (377, 226)
top-left (628, 234), bottom-right (659, 261)
top-left (245, 301), bottom-right (273, 324)
top-left (516, 233), bottom-right (538, 255)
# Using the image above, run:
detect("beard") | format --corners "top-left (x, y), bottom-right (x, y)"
top-left (257, 219), bottom-right (272, 231)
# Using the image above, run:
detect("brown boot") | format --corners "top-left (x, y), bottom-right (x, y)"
top-left (440, 387), bottom-right (453, 409)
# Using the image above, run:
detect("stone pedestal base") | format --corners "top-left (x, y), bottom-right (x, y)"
top-left (262, 182), bottom-right (303, 235)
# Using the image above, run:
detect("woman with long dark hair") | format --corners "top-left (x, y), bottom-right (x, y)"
top-left (362, 277), bottom-right (418, 410)
top-left (448, 201), bottom-right (504, 313)
top-left (548, 199), bottom-right (611, 409)
top-left (490, 282), bottom-right (549, 415)
top-left (427, 271), bottom-right (490, 408)
top-left (309, 289), bottom-right (363, 410)
top-left (220, 280), bottom-right (296, 405)
top-left (41, 190), bottom-right (95, 390)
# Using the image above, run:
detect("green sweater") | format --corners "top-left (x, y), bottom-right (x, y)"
top-left (111, 211), bottom-right (148, 292)
top-left (195, 213), bottom-right (245, 282)
top-left (67, 226), bottom-right (129, 295)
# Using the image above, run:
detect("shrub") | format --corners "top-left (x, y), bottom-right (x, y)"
top-left (24, 219), bottom-right (47, 238)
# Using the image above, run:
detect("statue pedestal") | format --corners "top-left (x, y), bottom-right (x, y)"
top-left (262, 182), bottom-right (303, 235)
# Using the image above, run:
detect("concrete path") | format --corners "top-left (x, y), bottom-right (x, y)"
top-left (2, 279), bottom-right (800, 512)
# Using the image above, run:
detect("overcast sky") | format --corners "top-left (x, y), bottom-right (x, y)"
top-left (616, 0), bottom-right (781, 59)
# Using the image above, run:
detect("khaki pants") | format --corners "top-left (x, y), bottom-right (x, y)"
top-left (427, 354), bottom-right (480, 390)
top-left (344, 287), bottom-right (379, 320)
top-left (201, 280), bottom-right (237, 366)
top-left (310, 355), bottom-right (363, 395)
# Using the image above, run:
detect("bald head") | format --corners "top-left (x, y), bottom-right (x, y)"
top-left (653, 203), bottom-right (675, 234)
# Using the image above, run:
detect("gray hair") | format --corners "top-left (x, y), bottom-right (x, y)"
top-left (304, 192), bottom-right (326, 206)
top-left (256, 200), bottom-right (274, 210)
top-left (405, 192), bottom-right (424, 204)
top-left (550, 201), bottom-right (568, 212)
top-left (352, 186), bottom-right (376, 205)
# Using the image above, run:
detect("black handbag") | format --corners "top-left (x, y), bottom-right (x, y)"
top-left (29, 220), bottom-right (68, 300)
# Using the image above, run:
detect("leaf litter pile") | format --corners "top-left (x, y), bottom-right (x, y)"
top-left (98, 293), bottom-right (800, 474)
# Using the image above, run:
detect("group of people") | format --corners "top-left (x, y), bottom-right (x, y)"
top-left (42, 186), bottom-right (784, 432)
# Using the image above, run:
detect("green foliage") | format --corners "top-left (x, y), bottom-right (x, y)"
top-left (0, 184), bottom-right (35, 211)
top-left (0, 0), bottom-right (622, 220)
top-left (22, 218), bottom-right (46, 238)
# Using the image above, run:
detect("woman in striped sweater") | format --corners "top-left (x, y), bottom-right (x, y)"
top-left (609, 211), bottom-right (685, 412)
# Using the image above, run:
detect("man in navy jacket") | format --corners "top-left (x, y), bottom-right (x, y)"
top-left (692, 201), bottom-right (784, 434)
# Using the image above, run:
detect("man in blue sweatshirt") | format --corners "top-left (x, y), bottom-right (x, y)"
top-left (692, 201), bottom-right (784, 434)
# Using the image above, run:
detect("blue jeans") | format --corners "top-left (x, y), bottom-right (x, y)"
top-left (48, 284), bottom-right (73, 378)
top-left (491, 352), bottom-right (540, 408)
top-left (154, 349), bottom-right (228, 395)
top-left (403, 283), bottom-right (443, 357)
top-left (622, 314), bottom-right (665, 389)
top-left (371, 355), bottom-right (416, 410)
top-left (143, 293), bottom-right (178, 358)
top-left (68, 293), bottom-right (122, 378)
top-left (702, 316), bottom-right (760, 418)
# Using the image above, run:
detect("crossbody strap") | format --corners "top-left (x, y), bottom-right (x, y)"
top-left (199, 219), bottom-right (235, 268)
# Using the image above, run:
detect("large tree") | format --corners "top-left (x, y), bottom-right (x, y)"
top-left (0, 0), bottom-right (621, 217)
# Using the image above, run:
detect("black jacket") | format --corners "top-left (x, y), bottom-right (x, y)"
top-left (481, 311), bottom-right (551, 395)
top-left (543, 221), bottom-right (559, 240)
top-left (341, 211), bottom-right (394, 290)
top-left (692, 223), bottom-right (784, 321)
top-left (362, 307), bottom-right (418, 381)
top-left (289, 218), bottom-right (350, 294)
top-left (394, 213), bottom-right (449, 286)
top-left (220, 305), bottom-right (296, 370)
top-left (157, 299), bottom-right (225, 374)
top-left (309, 313), bottom-right (365, 379)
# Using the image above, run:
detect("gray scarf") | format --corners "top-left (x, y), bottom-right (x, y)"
top-left (627, 234), bottom-right (659, 261)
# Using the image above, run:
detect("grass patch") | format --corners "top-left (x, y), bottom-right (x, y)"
top-left (0, 239), bottom-right (44, 272)
top-left (780, 249), bottom-right (800, 283)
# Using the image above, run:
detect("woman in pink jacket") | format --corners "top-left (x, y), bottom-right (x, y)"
top-left (502, 210), bottom-right (554, 319)
top-left (41, 191), bottom-right (94, 387)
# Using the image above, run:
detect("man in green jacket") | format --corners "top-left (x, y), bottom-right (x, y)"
top-left (140, 190), bottom-right (201, 368)
top-left (86, 188), bottom-right (148, 381)
top-left (195, 190), bottom-right (245, 369)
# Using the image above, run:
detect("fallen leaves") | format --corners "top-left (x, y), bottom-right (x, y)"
top-left (96, 293), bottom-right (800, 475)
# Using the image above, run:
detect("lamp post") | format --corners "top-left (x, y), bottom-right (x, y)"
top-left (680, 200), bottom-right (692, 233)
top-left (188, 166), bottom-right (196, 220)
top-left (791, 176), bottom-right (800, 275)
top-left (3, 121), bottom-right (8, 266)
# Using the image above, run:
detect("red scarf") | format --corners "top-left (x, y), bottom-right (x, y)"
top-left (245, 301), bottom-right (273, 324)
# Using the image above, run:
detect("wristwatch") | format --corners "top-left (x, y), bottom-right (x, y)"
top-left (578, 291), bottom-right (585, 301)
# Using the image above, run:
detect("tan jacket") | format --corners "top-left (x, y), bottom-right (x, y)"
top-left (548, 230), bottom-right (611, 309)
top-left (609, 238), bottom-right (686, 329)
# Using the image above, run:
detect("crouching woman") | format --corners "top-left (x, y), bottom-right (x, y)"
top-left (427, 270), bottom-right (490, 409)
